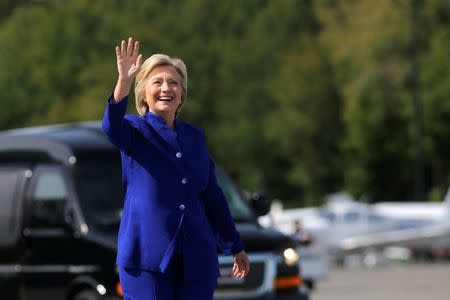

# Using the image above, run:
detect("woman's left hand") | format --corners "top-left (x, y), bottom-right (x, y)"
top-left (233, 250), bottom-right (250, 278)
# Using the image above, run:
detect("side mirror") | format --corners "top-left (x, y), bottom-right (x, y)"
top-left (246, 191), bottom-right (272, 216)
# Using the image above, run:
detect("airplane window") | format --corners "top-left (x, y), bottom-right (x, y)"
top-left (368, 213), bottom-right (385, 223)
top-left (344, 212), bottom-right (359, 223)
top-left (321, 211), bottom-right (336, 223)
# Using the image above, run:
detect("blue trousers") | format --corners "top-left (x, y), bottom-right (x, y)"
top-left (118, 254), bottom-right (217, 300)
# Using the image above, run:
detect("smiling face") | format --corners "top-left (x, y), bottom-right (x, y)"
top-left (144, 65), bottom-right (183, 121)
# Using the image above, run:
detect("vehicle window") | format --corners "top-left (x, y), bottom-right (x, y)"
top-left (344, 211), bottom-right (359, 223)
top-left (215, 168), bottom-right (254, 222)
top-left (34, 172), bottom-right (67, 201)
top-left (30, 168), bottom-right (68, 227)
top-left (321, 211), bottom-right (336, 223)
top-left (74, 162), bottom-right (123, 227)
top-left (0, 168), bottom-right (26, 248)
top-left (368, 213), bottom-right (385, 223)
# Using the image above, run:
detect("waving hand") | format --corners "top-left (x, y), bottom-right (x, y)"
top-left (113, 37), bottom-right (142, 101)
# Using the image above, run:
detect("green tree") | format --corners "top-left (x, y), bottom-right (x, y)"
top-left (316, 0), bottom-right (426, 201)
top-left (1, 0), bottom-right (449, 206)
top-left (421, 28), bottom-right (450, 199)
top-left (0, 5), bottom-right (54, 129)
top-left (264, 36), bottom-right (343, 205)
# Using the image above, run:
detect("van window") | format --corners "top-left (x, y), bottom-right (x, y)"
top-left (0, 168), bottom-right (27, 250)
top-left (30, 168), bottom-right (68, 227)
top-left (74, 162), bottom-right (123, 227)
top-left (215, 167), bottom-right (254, 222)
top-left (34, 173), bottom-right (67, 201)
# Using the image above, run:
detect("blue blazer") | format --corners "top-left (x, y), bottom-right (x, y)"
top-left (102, 97), bottom-right (243, 280)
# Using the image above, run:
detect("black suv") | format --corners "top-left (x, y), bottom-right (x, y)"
top-left (0, 122), bottom-right (309, 300)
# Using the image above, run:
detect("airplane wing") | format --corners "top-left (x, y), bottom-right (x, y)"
top-left (331, 222), bottom-right (450, 257)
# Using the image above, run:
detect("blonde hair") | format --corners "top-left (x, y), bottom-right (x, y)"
top-left (134, 54), bottom-right (188, 117)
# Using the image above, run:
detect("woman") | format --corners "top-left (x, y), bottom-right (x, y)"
top-left (102, 37), bottom-right (249, 300)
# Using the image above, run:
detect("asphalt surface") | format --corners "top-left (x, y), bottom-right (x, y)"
top-left (312, 263), bottom-right (450, 300)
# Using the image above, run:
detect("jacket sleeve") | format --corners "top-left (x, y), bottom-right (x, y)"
top-left (101, 94), bottom-right (134, 151)
top-left (202, 155), bottom-right (244, 256)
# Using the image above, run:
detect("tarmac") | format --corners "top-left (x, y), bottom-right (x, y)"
top-left (313, 263), bottom-right (450, 300)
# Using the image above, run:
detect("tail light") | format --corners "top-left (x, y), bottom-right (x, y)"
top-left (274, 275), bottom-right (303, 290)
top-left (116, 282), bottom-right (123, 297)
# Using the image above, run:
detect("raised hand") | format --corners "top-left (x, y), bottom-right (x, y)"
top-left (116, 37), bottom-right (142, 81)
top-left (113, 37), bottom-right (142, 101)
top-left (233, 250), bottom-right (250, 278)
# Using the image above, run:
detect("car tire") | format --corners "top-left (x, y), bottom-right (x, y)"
top-left (73, 290), bottom-right (99, 300)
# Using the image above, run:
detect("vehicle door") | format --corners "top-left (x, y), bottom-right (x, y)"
top-left (21, 164), bottom-right (74, 300)
top-left (0, 166), bottom-right (29, 300)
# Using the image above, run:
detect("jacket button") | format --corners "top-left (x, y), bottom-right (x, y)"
top-left (179, 204), bottom-right (185, 211)
top-left (176, 152), bottom-right (182, 158)
top-left (181, 178), bottom-right (188, 184)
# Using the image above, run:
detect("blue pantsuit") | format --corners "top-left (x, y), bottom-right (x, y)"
top-left (118, 255), bottom-right (217, 300)
top-left (102, 95), bottom-right (243, 299)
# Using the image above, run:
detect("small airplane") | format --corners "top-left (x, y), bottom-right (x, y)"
top-left (338, 188), bottom-right (450, 261)
top-left (259, 189), bottom-right (450, 264)
top-left (259, 192), bottom-right (399, 248)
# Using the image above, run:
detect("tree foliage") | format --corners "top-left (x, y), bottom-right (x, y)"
top-left (1, 0), bottom-right (449, 206)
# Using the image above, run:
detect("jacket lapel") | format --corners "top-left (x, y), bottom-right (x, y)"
top-left (129, 116), bottom-right (185, 177)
